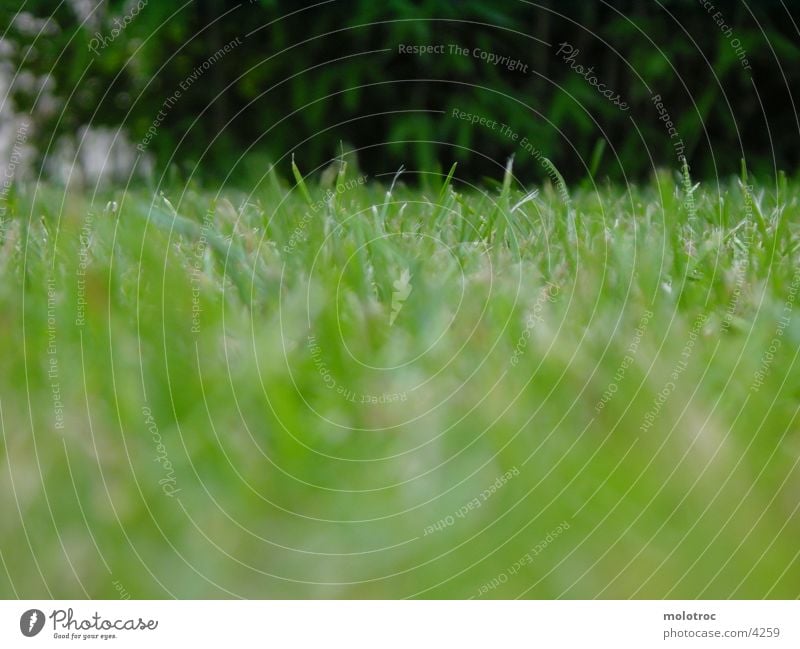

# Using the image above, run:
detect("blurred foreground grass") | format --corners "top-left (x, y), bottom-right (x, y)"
top-left (1, 165), bottom-right (799, 598)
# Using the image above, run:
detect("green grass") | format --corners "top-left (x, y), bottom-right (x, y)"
top-left (1, 162), bottom-right (799, 598)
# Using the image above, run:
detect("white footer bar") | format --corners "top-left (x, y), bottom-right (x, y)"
top-left (1, 600), bottom-right (796, 647)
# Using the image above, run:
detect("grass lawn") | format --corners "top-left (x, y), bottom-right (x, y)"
top-left (1, 161), bottom-right (799, 598)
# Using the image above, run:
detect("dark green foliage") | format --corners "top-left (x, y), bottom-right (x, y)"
top-left (4, 1), bottom-right (798, 183)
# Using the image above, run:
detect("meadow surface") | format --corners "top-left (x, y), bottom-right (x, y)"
top-left (1, 163), bottom-right (799, 598)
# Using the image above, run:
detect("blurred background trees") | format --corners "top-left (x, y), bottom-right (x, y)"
top-left (2, 0), bottom-right (798, 186)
